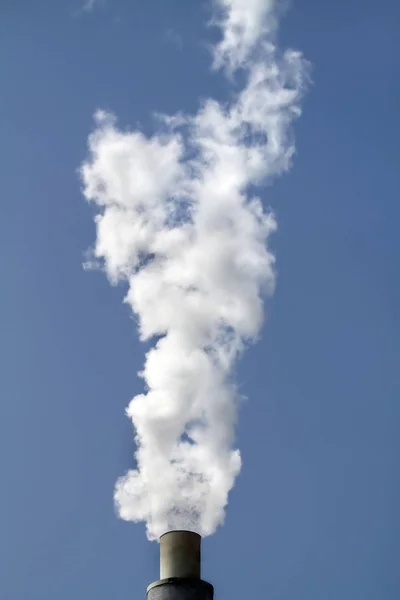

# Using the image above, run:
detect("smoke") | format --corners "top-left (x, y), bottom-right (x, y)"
top-left (80, 0), bottom-right (307, 540)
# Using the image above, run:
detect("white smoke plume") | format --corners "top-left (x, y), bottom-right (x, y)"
top-left (80, 0), bottom-right (307, 540)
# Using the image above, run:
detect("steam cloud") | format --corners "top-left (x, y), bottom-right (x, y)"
top-left (81, 0), bottom-right (307, 540)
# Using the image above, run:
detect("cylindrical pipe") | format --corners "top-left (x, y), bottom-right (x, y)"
top-left (160, 531), bottom-right (201, 579)
top-left (147, 530), bottom-right (214, 600)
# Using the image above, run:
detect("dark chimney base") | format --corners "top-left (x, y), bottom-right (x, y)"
top-left (147, 578), bottom-right (214, 600)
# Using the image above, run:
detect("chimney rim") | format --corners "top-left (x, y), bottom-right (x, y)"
top-left (159, 530), bottom-right (201, 541)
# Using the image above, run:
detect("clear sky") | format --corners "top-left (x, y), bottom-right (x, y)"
top-left (1, 1), bottom-right (399, 599)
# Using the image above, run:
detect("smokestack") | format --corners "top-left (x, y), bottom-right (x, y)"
top-left (147, 531), bottom-right (214, 600)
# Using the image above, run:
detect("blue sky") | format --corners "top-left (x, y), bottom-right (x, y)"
top-left (1, 1), bottom-right (399, 599)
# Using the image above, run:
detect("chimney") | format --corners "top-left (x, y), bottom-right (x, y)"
top-left (147, 531), bottom-right (214, 600)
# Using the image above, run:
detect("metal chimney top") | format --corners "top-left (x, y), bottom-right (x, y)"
top-left (147, 530), bottom-right (213, 600)
top-left (159, 530), bottom-right (201, 580)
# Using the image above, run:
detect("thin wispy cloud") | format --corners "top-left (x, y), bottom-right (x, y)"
top-left (164, 28), bottom-right (184, 51)
top-left (81, 0), bottom-right (308, 540)
top-left (80, 0), bottom-right (104, 14)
